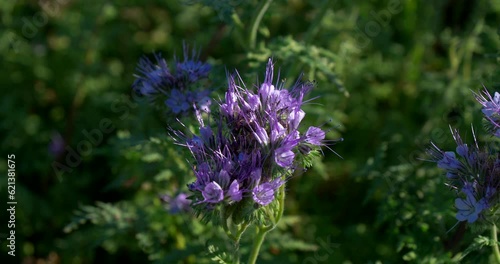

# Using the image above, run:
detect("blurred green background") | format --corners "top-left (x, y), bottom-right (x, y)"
top-left (1, 0), bottom-right (500, 263)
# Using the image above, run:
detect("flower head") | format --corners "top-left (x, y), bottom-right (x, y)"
top-left (132, 43), bottom-right (212, 115)
top-left (175, 44), bottom-right (211, 84)
top-left (474, 88), bottom-right (500, 137)
top-left (428, 126), bottom-right (500, 224)
top-left (171, 58), bottom-right (340, 224)
top-left (305, 126), bottom-right (326, 146)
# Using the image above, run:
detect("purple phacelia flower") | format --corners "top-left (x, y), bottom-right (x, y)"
top-left (133, 53), bottom-right (174, 96)
top-left (437, 151), bottom-right (462, 170)
top-left (428, 125), bottom-right (500, 224)
top-left (160, 193), bottom-right (191, 214)
top-left (49, 131), bottom-right (65, 157)
top-left (170, 58), bottom-right (340, 224)
top-left (474, 88), bottom-right (500, 137)
top-left (201, 182), bottom-right (224, 204)
top-left (175, 44), bottom-right (211, 84)
top-left (165, 89), bottom-right (190, 114)
top-left (228, 180), bottom-right (243, 202)
top-left (132, 43), bottom-right (212, 115)
top-left (252, 183), bottom-right (276, 206)
top-left (275, 144), bottom-right (295, 168)
top-left (253, 124), bottom-right (270, 146)
top-left (305, 126), bottom-right (326, 146)
top-left (252, 178), bottom-right (285, 206)
top-left (456, 144), bottom-right (468, 157)
top-left (455, 188), bottom-right (488, 223)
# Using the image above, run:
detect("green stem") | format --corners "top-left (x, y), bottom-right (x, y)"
top-left (249, 0), bottom-right (273, 50)
top-left (232, 222), bottom-right (250, 264)
top-left (492, 223), bottom-right (500, 263)
top-left (221, 208), bottom-right (236, 241)
top-left (247, 180), bottom-right (286, 264)
top-left (247, 226), bottom-right (268, 264)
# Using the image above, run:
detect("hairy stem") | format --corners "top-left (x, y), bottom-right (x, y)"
top-left (492, 223), bottom-right (500, 263)
top-left (247, 226), bottom-right (268, 264)
top-left (232, 222), bottom-right (250, 264)
top-left (221, 208), bottom-right (236, 241)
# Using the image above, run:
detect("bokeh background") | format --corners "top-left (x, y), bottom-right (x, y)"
top-left (1, 0), bottom-right (500, 263)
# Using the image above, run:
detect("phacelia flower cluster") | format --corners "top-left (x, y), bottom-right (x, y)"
top-left (475, 89), bottom-right (500, 137)
top-left (160, 193), bottom-right (191, 214)
top-left (171, 59), bottom-right (332, 223)
top-left (132, 44), bottom-right (212, 114)
top-left (428, 89), bottom-right (500, 224)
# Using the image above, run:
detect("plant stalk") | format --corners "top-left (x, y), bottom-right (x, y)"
top-left (492, 223), bottom-right (500, 263)
top-left (247, 226), bottom-right (268, 264)
top-left (249, 0), bottom-right (273, 50)
top-left (232, 222), bottom-right (250, 264)
top-left (247, 181), bottom-right (286, 264)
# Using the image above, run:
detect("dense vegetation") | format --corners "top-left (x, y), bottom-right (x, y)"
top-left (2, 0), bottom-right (500, 263)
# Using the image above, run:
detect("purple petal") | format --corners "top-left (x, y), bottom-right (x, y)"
top-left (275, 149), bottom-right (295, 168)
top-left (252, 183), bottom-right (275, 205)
top-left (218, 170), bottom-right (231, 188)
top-left (455, 198), bottom-right (470, 211)
top-left (250, 168), bottom-right (262, 182)
top-left (246, 93), bottom-right (261, 111)
top-left (228, 180), bottom-right (242, 202)
top-left (288, 109), bottom-right (305, 130)
top-left (456, 144), bottom-right (468, 157)
top-left (437, 152), bottom-right (461, 170)
top-left (253, 125), bottom-right (269, 146)
top-left (305, 126), bottom-right (325, 145)
top-left (202, 182), bottom-right (224, 203)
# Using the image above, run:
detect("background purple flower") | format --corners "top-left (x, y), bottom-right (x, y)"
top-left (132, 43), bottom-right (212, 115)
top-left (49, 132), bottom-right (65, 157)
top-left (475, 89), bottom-right (500, 137)
top-left (428, 126), bottom-right (500, 223)
top-left (160, 193), bottom-right (191, 214)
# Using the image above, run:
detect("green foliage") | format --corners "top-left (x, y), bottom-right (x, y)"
top-left (206, 243), bottom-right (233, 264)
top-left (249, 35), bottom-right (345, 93)
top-left (64, 202), bottom-right (136, 234)
top-left (3, 0), bottom-right (500, 263)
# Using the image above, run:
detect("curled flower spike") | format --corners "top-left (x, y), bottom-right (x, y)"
top-left (175, 44), bottom-right (211, 84)
top-left (170, 58), bottom-right (341, 225)
top-left (132, 43), bottom-right (212, 115)
top-left (428, 124), bottom-right (500, 224)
